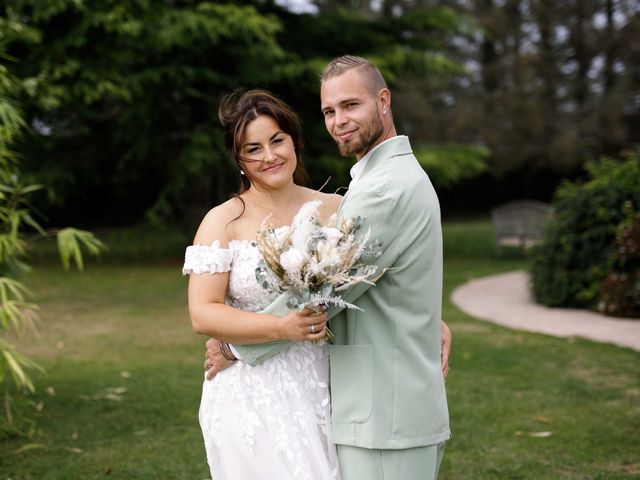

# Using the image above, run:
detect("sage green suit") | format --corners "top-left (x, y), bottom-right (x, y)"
top-left (234, 136), bottom-right (451, 477)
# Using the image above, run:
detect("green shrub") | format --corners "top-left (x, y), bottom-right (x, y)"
top-left (599, 210), bottom-right (640, 317)
top-left (530, 149), bottom-right (640, 314)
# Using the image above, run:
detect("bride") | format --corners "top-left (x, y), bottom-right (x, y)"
top-left (183, 90), bottom-right (343, 479)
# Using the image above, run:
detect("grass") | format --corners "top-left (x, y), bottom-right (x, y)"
top-left (0, 220), bottom-right (639, 479)
top-left (0, 263), bottom-right (209, 478)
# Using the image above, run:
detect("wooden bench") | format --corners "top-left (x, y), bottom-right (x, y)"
top-left (490, 200), bottom-right (554, 256)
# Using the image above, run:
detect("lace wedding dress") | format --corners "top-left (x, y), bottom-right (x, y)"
top-left (183, 239), bottom-right (340, 480)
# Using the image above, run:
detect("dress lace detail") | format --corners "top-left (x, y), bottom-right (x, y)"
top-left (182, 241), bottom-right (233, 275)
top-left (183, 239), bottom-right (340, 480)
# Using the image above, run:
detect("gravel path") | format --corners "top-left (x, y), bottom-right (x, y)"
top-left (450, 270), bottom-right (640, 352)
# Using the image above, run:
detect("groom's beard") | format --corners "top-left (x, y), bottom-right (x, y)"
top-left (336, 111), bottom-right (384, 158)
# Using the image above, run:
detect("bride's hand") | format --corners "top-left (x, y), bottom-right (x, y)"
top-left (278, 307), bottom-right (328, 341)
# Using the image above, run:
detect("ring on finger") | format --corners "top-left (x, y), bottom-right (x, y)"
top-left (310, 324), bottom-right (316, 334)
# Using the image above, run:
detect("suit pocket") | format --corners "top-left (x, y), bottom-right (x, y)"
top-left (329, 344), bottom-right (374, 424)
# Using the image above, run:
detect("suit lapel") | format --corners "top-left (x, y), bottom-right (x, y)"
top-left (338, 136), bottom-right (412, 218)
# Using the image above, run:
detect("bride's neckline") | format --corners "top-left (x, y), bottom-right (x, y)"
top-left (229, 225), bottom-right (289, 245)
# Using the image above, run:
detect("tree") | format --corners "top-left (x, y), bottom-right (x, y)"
top-left (4, 0), bottom-right (481, 226)
top-left (6, 0), bottom-right (287, 225)
top-left (430, 0), bottom-right (639, 207)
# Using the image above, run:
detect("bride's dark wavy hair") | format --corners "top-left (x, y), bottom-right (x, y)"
top-left (218, 89), bottom-right (311, 197)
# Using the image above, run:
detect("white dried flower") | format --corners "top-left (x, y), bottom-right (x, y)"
top-left (274, 226), bottom-right (290, 243)
top-left (317, 240), bottom-right (341, 266)
top-left (321, 227), bottom-right (343, 246)
top-left (280, 248), bottom-right (306, 277)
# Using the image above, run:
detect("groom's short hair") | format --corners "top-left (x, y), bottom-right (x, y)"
top-left (321, 55), bottom-right (387, 97)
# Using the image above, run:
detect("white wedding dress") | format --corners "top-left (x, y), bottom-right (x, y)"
top-left (183, 239), bottom-right (340, 480)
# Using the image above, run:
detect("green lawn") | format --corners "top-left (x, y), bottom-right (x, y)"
top-left (1, 221), bottom-right (639, 479)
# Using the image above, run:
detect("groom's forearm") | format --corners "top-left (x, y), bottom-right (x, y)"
top-left (231, 294), bottom-right (294, 366)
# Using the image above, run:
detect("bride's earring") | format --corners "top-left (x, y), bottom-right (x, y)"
top-left (240, 170), bottom-right (245, 175)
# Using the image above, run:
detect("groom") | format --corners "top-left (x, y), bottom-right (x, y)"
top-left (208, 55), bottom-right (451, 479)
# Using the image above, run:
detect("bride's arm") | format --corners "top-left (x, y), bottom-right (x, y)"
top-left (188, 270), bottom-right (326, 343)
top-left (186, 203), bottom-right (327, 344)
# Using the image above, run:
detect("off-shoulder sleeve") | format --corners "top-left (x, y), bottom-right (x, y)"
top-left (182, 240), bottom-right (233, 275)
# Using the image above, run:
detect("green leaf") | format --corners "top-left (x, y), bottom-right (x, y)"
top-left (2, 351), bottom-right (34, 392)
top-left (56, 228), bottom-right (107, 271)
top-left (414, 144), bottom-right (489, 189)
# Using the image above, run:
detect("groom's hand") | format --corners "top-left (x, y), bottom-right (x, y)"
top-left (440, 321), bottom-right (452, 380)
top-left (204, 337), bottom-right (234, 380)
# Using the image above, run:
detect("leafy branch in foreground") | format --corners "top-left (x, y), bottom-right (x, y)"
top-left (0, 18), bottom-right (105, 434)
top-left (56, 228), bottom-right (107, 271)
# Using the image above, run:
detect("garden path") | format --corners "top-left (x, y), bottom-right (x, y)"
top-left (451, 270), bottom-right (640, 352)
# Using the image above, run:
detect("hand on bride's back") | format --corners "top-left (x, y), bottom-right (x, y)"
top-left (278, 307), bottom-right (328, 341)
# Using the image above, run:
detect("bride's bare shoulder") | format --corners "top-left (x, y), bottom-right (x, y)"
top-left (317, 191), bottom-right (342, 209)
top-left (310, 191), bottom-right (342, 223)
top-left (192, 197), bottom-right (244, 246)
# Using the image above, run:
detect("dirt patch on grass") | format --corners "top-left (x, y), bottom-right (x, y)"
top-left (568, 357), bottom-right (637, 390)
top-left (552, 467), bottom-right (587, 479)
top-left (605, 462), bottom-right (640, 476)
top-left (554, 463), bottom-right (640, 478)
top-left (10, 302), bottom-right (193, 360)
top-left (452, 322), bottom-right (492, 334)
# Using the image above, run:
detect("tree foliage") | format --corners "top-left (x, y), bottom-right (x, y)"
top-left (430, 0), bottom-right (639, 202)
top-left (414, 144), bottom-right (489, 188)
top-left (3, 0), bottom-right (474, 226)
top-left (5, 1), bottom-right (290, 225)
top-left (2, 1), bottom-right (638, 223)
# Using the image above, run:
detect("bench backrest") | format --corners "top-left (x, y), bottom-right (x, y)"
top-left (491, 200), bottom-right (554, 239)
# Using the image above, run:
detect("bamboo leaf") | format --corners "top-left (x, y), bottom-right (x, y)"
top-left (17, 184), bottom-right (43, 195)
top-left (57, 228), bottom-right (106, 271)
top-left (2, 351), bottom-right (34, 392)
top-left (21, 213), bottom-right (46, 236)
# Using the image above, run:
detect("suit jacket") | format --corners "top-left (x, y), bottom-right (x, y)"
top-left (234, 136), bottom-right (451, 449)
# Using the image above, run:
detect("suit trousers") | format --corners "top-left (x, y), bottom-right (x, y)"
top-left (337, 442), bottom-right (446, 480)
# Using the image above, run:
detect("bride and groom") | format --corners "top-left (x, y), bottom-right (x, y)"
top-left (183, 55), bottom-right (451, 479)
